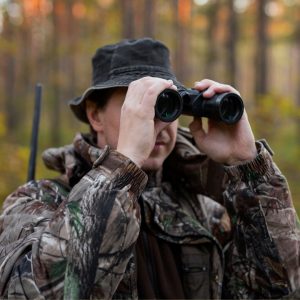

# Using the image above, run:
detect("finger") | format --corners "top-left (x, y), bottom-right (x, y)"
top-left (125, 77), bottom-right (149, 105)
top-left (202, 83), bottom-right (224, 98)
top-left (194, 79), bottom-right (214, 92)
top-left (123, 77), bottom-right (170, 118)
top-left (203, 83), bottom-right (240, 98)
top-left (170, 83), bottom-right (178, 91)
top-left (122, 77), bottom-right (174, 122)
top-left (194, 79), bottom-right (240, 98)
top-left (141, 78), bottom-right (174, 109)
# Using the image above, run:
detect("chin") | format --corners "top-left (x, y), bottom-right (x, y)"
top-left (141, 157), bottom-right (164, 172)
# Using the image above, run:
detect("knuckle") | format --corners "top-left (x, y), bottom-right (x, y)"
top-left (122, 102), bottom-right (134, 113)
top-left (130, 76), bottom-right (150, 86)
top-left (128, 80), bottom-right (139, 89)
top-left (142, 76), bottom-right (153, 81)
top-left (139, 76), bottom-right (153, 85)
top-left (128, 82), bottom-right (135, 91)
top-left (202, 78), bottom-right (213, 84)
top-left (223, 84), bottom-right (232, 89)
top-left (121, 106), bottom-right (136, 118)
top-left (145, 86), bottom-right (157, 98)
top-left (129, 76), bottom-right (154, 89)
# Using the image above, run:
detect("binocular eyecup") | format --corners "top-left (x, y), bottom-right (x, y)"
top-left (155, 88), bottom-right (244, 124)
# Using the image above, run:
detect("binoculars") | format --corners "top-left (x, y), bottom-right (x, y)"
top-left (155, 88), bottom-right (244, 124)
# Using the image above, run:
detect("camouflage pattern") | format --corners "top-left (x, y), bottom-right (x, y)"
top-left (0, 128), bottom-right (299, 299)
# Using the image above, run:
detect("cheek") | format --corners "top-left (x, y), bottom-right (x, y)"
top-left (103, 113), bottom-right (121, 148)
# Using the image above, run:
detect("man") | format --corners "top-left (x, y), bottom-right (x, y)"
top-left (0, 38), bottom-right (299, 299)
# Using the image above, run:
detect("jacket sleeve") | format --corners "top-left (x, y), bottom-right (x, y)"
top-left (222, 140), bottom-right (300, 299)
top-left (0, 149), bottom-right (147, 299)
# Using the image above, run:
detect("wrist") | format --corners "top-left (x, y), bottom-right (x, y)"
top-left (225, 147), bottom-right (257, 166)
top-left (116, 147), bottom-right (143, 168)
top-left (224, 140), bottom-right (275, 182)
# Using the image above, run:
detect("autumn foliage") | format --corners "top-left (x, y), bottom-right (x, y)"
top-left (0, 0), bottom-right (300, 212)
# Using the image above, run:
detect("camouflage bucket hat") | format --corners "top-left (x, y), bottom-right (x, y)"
top-left (69, 37), bottom-right (184, 123)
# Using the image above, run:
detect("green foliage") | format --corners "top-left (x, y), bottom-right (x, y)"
top-left (249, 94), bottom-right (300, 214)
top-left (0, 139), bottom-right (29, 203)
top-left (0, 113), bottom-right (7, 137)
top-left (250, 93), bottom-right (300, 137)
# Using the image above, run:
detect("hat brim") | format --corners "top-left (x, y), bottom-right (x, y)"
top-left (69, 75), bottom-right (184, 123)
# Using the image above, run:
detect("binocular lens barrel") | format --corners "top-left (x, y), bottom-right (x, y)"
top-left (155, 88), bottom-right (244, 124)
top-left (217, 93), bottom-right (244, 124)
top-left (155, 89), bottom-right (182, 122)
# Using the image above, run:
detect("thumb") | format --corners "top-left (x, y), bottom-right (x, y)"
top-left (189, 117), bottom-right (207, 149)
top-left (189, 117), bottom-right (206, 137)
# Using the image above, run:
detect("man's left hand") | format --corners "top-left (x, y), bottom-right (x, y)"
top-left (189, 79), bottom-right (257, 165)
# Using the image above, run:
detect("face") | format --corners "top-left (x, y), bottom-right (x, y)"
top-left (87, 88), bottom-right (178, 171)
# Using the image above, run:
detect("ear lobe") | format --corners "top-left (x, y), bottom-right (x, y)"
top-left (86, 101), bottom-right (104, 132)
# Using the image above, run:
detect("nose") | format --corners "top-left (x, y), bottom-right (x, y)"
top-left (154, 119), bottom-right (171, 133)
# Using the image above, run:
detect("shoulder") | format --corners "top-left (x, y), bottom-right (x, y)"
top-left (1, 178), bottom-right (70, 215)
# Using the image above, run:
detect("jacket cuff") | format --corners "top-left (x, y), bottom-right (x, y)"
top-left (92, 146), bottom-right (148, 195)
top-left (224, 140), bottom-right (275, 183)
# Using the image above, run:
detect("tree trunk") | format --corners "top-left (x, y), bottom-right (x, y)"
top-left (173, 0), bottom-right (191, 83)
top-left (66, 0), bottom-right (76, 100)
top-left (50, 0), bottom-right (62, 146)
top-left (295, 8), bottom-right (300, 106)
top-left (2, 12), bottom-right (17, 137)
top-left (225, 0), bottom-right (237, 86)
top-left (204, 1), bottom-right (220, 79)
top-left (19, 8), bottom-right (33, 137)
top-left (294, 4), bottom-right (300, 144)
top-left (121, 0), bottom-right (135, 38)
top-left (255, 0), bottom-right (269, 96)
top-left (143, 0), bottom-right (155, 37)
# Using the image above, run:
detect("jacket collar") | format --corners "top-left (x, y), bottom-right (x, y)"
top-left (41, 128), bottom-right (206, 188)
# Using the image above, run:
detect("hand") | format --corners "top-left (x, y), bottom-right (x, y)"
top-left (189, 79), bottom-right (257, 165)
top-left (117, 77), bottom-right (177, 167)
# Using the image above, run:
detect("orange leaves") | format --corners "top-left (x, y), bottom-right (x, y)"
top-left (178, 0), bottom-right (192, 26)
top-left (23, 0), bottom-right (52, 17)
top-left (72, 2), bottom-right (87, 19)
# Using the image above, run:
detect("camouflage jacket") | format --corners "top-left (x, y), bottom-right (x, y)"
top-left (0, 128), bottom-right (299, 299)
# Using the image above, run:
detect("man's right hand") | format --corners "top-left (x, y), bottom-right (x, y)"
top-left (116, 77), bottom-right (176, 167)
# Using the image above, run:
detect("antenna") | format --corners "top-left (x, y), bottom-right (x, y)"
top-left (27, 83), bottom-right (42, 182)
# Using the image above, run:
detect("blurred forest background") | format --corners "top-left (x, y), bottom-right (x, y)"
top-left (1, 0), bottom-right (300, 212)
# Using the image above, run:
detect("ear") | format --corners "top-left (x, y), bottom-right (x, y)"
top-left (86, 100), bottom-right (104, 133)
